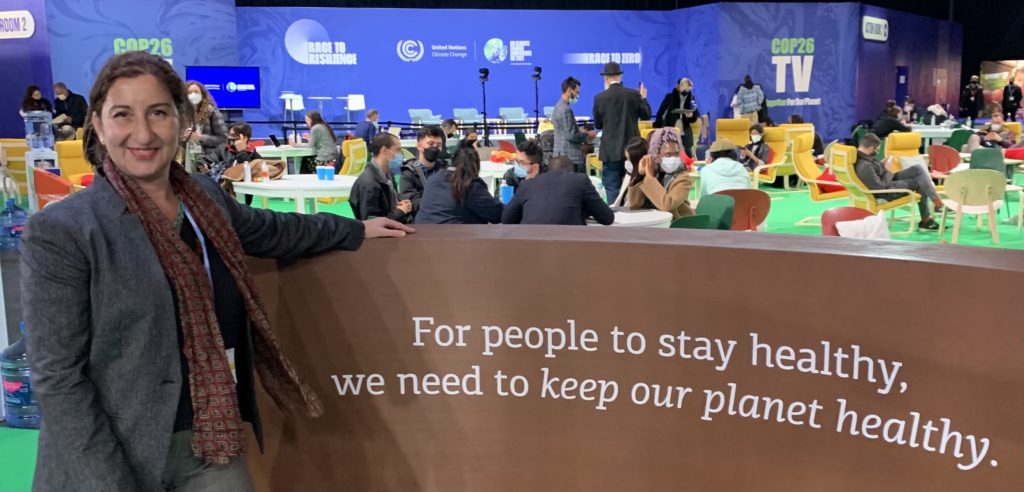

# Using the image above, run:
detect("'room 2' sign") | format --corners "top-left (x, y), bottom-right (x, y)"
top-left (862, 15), bottom-right (889, 42)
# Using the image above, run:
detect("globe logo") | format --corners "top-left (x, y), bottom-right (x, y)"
top-left (226, 82), bottom-right (238, 92)
top-left (484, 38), bottom-right (507, 64)
top-left (397, 40), bottom-right (424, 62)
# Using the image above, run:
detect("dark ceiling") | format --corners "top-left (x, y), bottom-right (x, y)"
top-left (235, 0), bottom-right (1024, 86)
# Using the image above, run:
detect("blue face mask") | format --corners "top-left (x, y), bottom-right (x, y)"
top-left (389, 150), bottom-right (404, 170)
top-left (514, 163), bottom-right (529, 178)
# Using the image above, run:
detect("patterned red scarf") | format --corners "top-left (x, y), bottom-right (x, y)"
top-left (102, 159), bottom-right (323, 464)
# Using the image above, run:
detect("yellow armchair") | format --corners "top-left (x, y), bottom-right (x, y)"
top-left (56, 140), bottom-right (93, 178)
top-left (714, 118), bottom-right (751, 147)
top-left (1005, 122), bottom-right (1021, 144)
top-left (831, 143), bottom-right (919, 233)
top-left (884, 132), bottom-right (922, 171)
top-left (0, 139), bottom-right (29, 196)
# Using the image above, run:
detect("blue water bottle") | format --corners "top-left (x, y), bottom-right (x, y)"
top-left (0, 199), bottom-right (27, 250)
top-left (499, 184), bottom-right (514, 204)
top-left (2, 322), bottom-right (40, 429)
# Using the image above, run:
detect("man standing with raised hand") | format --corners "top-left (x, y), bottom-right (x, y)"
top-left (593, 62), bottom-right (651, 203)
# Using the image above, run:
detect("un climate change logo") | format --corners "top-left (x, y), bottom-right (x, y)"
top-left (226, 82), bottom-right (238, 92)
top-left (397, 40), bottom-right (424, 62)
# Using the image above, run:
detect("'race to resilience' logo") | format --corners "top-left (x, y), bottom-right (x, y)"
top-left (284, 19), bottom-right (358, 66)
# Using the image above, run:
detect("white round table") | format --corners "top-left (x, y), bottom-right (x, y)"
top-left (232, 175), bottom-right (357, 214)
top-left (255, 145), bottom-right (316, 159)
top-left (589, 209), bottom-right (673, 228)
top-left (256, 145), bottom-right (317, 174)
top-left (910, 125), bottom-right (965, 147)
top-left (479, 162), bottom-right (510, 194)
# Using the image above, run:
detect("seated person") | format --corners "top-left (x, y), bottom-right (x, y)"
top-left (458, 129), bottom-right (479, 151)
top-left (901, 97), bottom-right (919, 124)
top-left (700, 139), bottom-right (752, 197)
top-left (350, 133), bottom-right (412, 222)
top-left (788, 114), bottom-right (824, 155)
top-left (966, 112), bottom-right (1015, 152)
top-left (871, 106), bottom-right (912, 141)
top-left (399, 125), bottom-right (445, 219)
top-left (56, 125), bottom-right (77, 142)
top-left (615, 137), bottom-right (650, 206)
top-left (503, 139), bottom-right (544, 194)
top-left (416, 148), bottom-right (504, 224)
top-left (206, 123), bottom-right (263, 183)
top-left (625, 136), bottom-right (694, 220)
top-left (501, 156), bottom-right (614, 226)
top-left (854, 133), bottom-right (942, 230)
top-left (739, 123), bottom-right (771, 171)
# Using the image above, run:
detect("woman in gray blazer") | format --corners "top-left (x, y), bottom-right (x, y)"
top-left (20, 52), bottom-right (413, 492)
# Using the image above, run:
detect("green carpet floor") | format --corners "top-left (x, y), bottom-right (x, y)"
top-left (263, 187), bottom-right (1024, 250)
top-left (0, 184), bottom-right (1018, 491)
top-left (0, 426), bottom-right (37, 492)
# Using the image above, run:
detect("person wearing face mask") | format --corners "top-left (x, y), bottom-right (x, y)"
top-left (458, 129), bottom-right (480, 151)
top-left (442, 119), bottom-right (459, 140)
top-left (350, 133), bottom-right (413, 222)
top-left (966, 111), bottom-right (1015, 151)
top-left (183, 81), bottom-right (228, 170)
top-left (19, 85), bottom-right (53, 118)
top-left (503, 140), bottom-right (545, 194)
top-left (1003, 75), bottom-right (1022, 122)
top-left (501, 156), bottom-right (613, 225)
top-left (416, 147), bottom-right (504, 225)
top-left (654, 78), bottom-right (701, 158)
top-left (353, 109), bottom-right (380, 149)
top-left (52, 82), bottom-right (89, 129)
top-left (552, 76), bottom-right (596, 173)
top-left (399, 125), bottom-right (446, 220)
top-left (624, 133), bottom-right (694, 219)
top-left (739, 124), bottom-right (771, 171)
top-left (960, 75), bottom-right (984, 119)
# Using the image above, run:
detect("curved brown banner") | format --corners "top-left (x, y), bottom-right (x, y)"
top-left (246, 226), bottom-right (1024, 491)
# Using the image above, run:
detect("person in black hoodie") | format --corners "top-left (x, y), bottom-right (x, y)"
top-left (19, 85), bottom-right (53, 116)
top-left (1003, 78), bottom-right (1022, 122)
top-left (870, 106), bottom-right (911, 141)
top-left (654, 78), bottom-right (701, 158)
top-left (960, 75), bottom-right (984, 118)
top-left (398, 125), bottom-right (445, 220)
top-left (416, 147), bottom-right (504, 224)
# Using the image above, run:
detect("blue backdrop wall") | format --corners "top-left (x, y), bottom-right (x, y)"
top-left (0, 2), bottom-right (962, 142)
top-left (0, 0), bottom-right (53, 138)
top-left (46, 0), bottom-right (239, 99)
top-left (235, 7), bottom-right (676, 131)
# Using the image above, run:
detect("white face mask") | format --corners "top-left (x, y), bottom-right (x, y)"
top-left (750, 135), bottom-right (762, 143)
top-left (660, 156), bottom-right (683, 174)
top-left (188, 93), bottom-right (202, 106)
top-left (991, 124), bottom-right (1003, 132)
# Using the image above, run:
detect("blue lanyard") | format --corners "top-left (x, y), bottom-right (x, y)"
top-left (181, 203), bottom-right (213, 288)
